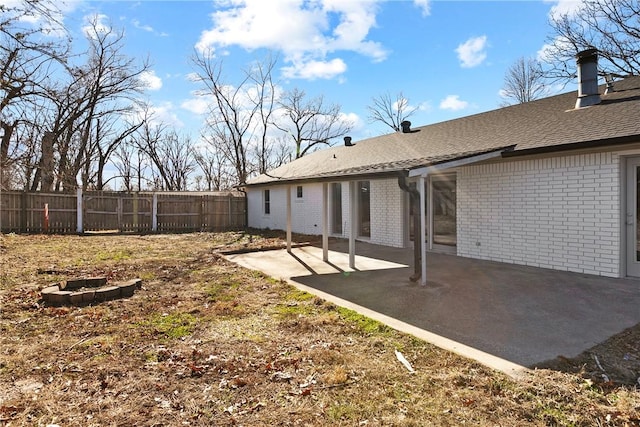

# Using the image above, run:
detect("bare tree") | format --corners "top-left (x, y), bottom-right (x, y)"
top-left (132, 109), bottom-right (195, 191)
top-left (275, 88), bottom-right (353, 159)
top-left (366, 92), bottom-right (417, 132)
top-left (500, 57), bottom-right (547, 106)
top-left (113, 141), bottom-right (150, 191)
top-left (543, 0), bottom-right (640, 80)
top-left (83, 117), bottom-right (144, 190)
top-left (193, 144), bottom-right (233, 191)
top-left (247, 55), bottom-right (278, 175)
top-left (156, 131), bottom-right (195, 191)
top-left (23, 16), bottom-right (148, 192)
top-left (192, 52), bottom-right (266, 185)
top-left (1, 0), bottom-right (69, 189)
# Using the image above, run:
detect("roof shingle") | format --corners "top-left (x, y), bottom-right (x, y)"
top-left (247, 76), bottom-right (640, 186)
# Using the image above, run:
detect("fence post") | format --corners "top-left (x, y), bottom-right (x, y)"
top-left (199, 196), bottom-right (205, 231)
top-left (133, 192), bottom-right (139, 232)
top-left (20, 191), bottom-right (27, 232)
top-left (228, 194), bottom-right (232, 229)
top-left (117, 196), bottom-right (123, 232)
top-left (152, 193), bottom-right (158, 232)
top-left (43, 203), bottom-right (49, 233)
top-left (76, 188), bottom-right (83, 233)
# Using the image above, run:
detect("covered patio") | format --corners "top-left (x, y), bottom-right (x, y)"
top-left (226, 239), bottom-right (640, 377)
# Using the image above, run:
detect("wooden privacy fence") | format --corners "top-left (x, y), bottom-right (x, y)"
top-left (0, 190), bottom-right (246, 234)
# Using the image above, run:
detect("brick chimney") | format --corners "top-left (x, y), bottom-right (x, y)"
top-left (575, 48), bottom-right (601, 108)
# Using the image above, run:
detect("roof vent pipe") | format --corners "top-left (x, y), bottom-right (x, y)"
top-left (400, 120), bottom-right (411, 133)
top-left (344, 136), bottom-right (354, 146)
top-left (575, 48), bottom-right (601, 108)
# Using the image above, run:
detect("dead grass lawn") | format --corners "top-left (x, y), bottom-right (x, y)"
top-left (0, 232), bottom-right (638, 426)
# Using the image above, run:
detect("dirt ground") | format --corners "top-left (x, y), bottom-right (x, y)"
top-left (0, 231), bottom-right (639, 426)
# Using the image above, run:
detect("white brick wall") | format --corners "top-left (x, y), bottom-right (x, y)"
top-left (457, 152), bottom-right (621, 277)
top-left (247, 184), bottom-right (324, 235)
top-left (247, 178), bottom-right (407, 247)
top-left (370, 179), bottom-right (406, 247)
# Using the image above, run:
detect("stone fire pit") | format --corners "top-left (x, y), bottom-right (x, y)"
top-left (41, 277), bottom-right (142, 306)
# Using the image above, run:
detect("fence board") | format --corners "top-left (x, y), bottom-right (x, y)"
top-left (0, 190), bottom-right (246, 234)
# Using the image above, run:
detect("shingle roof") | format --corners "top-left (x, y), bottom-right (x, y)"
top-left (247, 76), bottom-right (640, 186)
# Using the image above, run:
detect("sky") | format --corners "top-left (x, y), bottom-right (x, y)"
top-left (52, 0), bottom-right (581, 144)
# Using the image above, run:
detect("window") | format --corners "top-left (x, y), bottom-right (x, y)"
top-left (331, 183), bottom-right (342, 234)
top-left (358, 181), bottom-right (370, 237)
top-left (263, 189), bottom-right (270, 214)
top-left (296, 185), bottom-right (303, 198)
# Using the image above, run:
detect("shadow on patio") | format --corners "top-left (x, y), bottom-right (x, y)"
top-left (226, 239), bottom-right (640, 379)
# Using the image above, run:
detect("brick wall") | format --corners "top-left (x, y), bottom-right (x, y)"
top-left (247, 178), bottom-right (407, 247)
top-left (370, 179), bottom-right (406, 247)
top-left (247, 184), bottom-right (324, 235)
top-left (457, 152), bottom-right (621, 277)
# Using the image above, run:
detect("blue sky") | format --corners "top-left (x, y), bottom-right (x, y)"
top-left (58, 0), bottom-right (578, 142)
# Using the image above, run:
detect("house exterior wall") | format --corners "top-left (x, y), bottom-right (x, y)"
top-left (247, 183), bottom-right (324, 235)
top-left (370, 179), bottom-right (406, 247)
top-left (247, 178), bottom-right (407, 247)
top-left (457, 152), bottom-right (621, 277)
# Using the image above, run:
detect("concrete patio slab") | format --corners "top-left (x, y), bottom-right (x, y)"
top-left (225, 240), bottom-right (640, 378)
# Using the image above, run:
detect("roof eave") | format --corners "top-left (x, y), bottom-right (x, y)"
top-left (408, 147), bottom-right (512, 178)
top-left (242, 169), bottom-right (404, 188)
top-left (502, 134), bottom-right (640, 158)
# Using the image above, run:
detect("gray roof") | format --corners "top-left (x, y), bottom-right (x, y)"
top-left (247, 76), bottom-right (640, 186)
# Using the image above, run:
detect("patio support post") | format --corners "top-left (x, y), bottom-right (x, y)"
top-left (349, 180), bottom-right (357, 269)
top-left (286, 185), bottom-right (292, 253)
top-left (419, 175), bottom-right (427, 285)
top-left (322, 182), bottom-right (329, 262)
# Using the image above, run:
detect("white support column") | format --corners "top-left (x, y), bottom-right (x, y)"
top-left (76, 188), bottom-right (83, 234)
top-left (322, 182), bottom-right (329, 262)
top-left (286, 185), bottom-right (292, 253)
top-left (349, 181), bottom-right (357, 269)
top-left (419, 175), bottom-right (427, 285)
top-left (152, 193), bottom-right (158, 232)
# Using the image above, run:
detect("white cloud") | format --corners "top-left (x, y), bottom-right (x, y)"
top-left (145, 102), bottom-right (184, 128)
top-left (439, 95), bottom-right (468, 111)
top-left (413, 0), bottom-right (431, 16)
top-left (132, 18), bottom-right (169, 36)
top-left (455, 35), bottom-right (488, 68)
top-left (2, 0), bottom-right (73, 38)
top-left (536, 33), bottom-right (574, 63)
top-left (132, 19), bottom-right (154, 33)
top-left (417, 101), bottom-right (432, 112)
top-left (195, 0), bottom-right (388, 80)
top-left (140, 70), bottom-right (163, 91)
top-left (546, 0), bottom-right (585, 20)
top-left (282, 58), bottom-right (347, 80)
top-left (181, 97), bottom-right (210, 115)
top-left (81, 13), bottom-right (112, 39)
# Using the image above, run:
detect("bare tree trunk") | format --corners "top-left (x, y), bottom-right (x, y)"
top-left (40, 131), bottom-right (55, 191)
